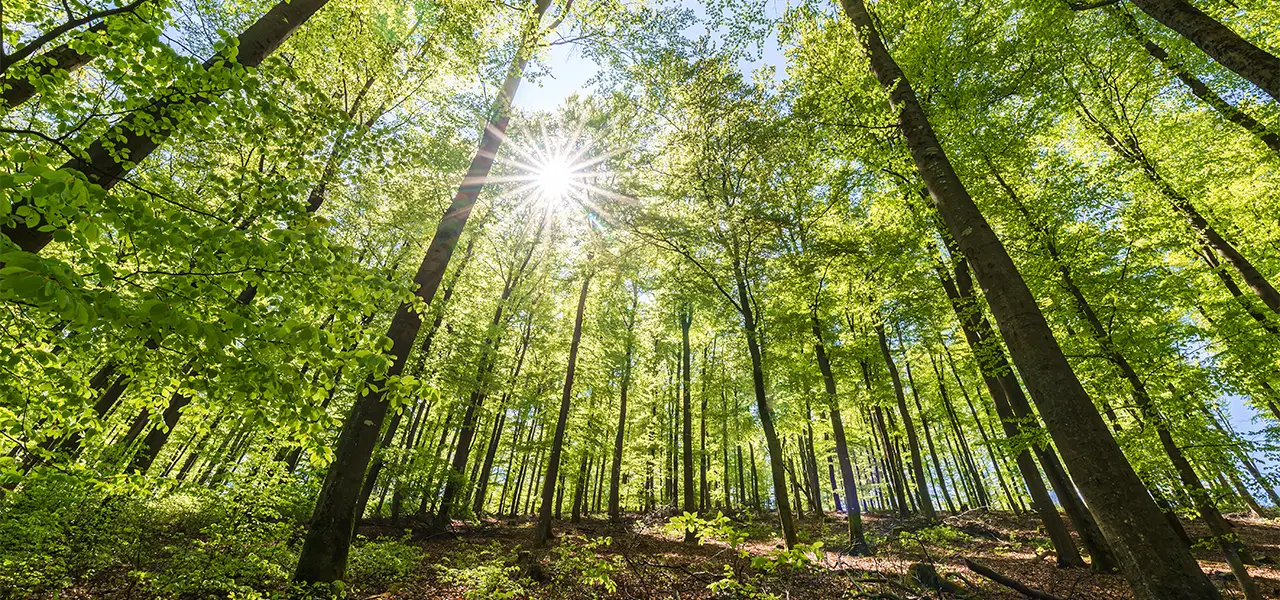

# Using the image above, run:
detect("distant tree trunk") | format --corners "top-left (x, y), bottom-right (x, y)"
top-left (905, 354), bottom-right (954, 514)
top-left (572, 453), bottom-right (589, 523)
top-left (293, 1), bottom-right (556, 583)
top-left (811, 310), bottom-right (869, 551)
top-left (749, 443), bottom-right (760, 511)
top-left (699, 345), bottom-right (710, 513)
top-left (835, 0), bottom-right (1214, 594)
top-left (876, 324), bottom-right (936, 521)
top-left (433, 221), bottom-right (544, 532)
top-left (535, 270), bottom-right (591, 546)
top-left (1127, 0), bottom-right (1280, 102)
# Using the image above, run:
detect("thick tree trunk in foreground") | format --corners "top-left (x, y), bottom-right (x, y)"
top-left (1128, 0), bottom-right (1280, 102)
top-left (293, 1), bottom-right (553, 582)
top-left (834, 0), bottom-right (1216, 595)
top-left (535, 271), bottom-right (591, 546)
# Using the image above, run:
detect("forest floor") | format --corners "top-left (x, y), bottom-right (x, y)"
top-left (375, 509), bottom-right (1280, 600)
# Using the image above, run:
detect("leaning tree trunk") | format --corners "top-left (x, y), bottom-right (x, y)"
top-left (3, 0), bottom-right (336, 254)
top-left (834, 0), bottom-right (1215, 596)
top-left (736, 275), bottom-right (797, 547)
top-left (293, 0), bottom-right (555, 583)
top-left (2, 22), bottom-right (104, 112)
top-left (534, 270), bottom-right (591, 546)
top-left (1114, 8), bottom-right (1279, 154)
top-left (812, 311), bottom-right (869, 553)
top-left (1128, 0), bottom-right (1280, 102)
top-left (876, 324), bottom-right (936, 521)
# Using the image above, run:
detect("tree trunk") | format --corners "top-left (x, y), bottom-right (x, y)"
top-left (877, 324), bottom-right (936, 521)
top-left (1128, 0), bottom-right (1280, 101)
top-left (835, 0), bottom-right (1216, 595)
top-left (679, 308), bottom-right (696, 542)
top-left (3, 0), bottom-right (335, 254)
top-left (535, 270), bottom-right (591, 545)
top-left (737, 280), bottom-right (797, 547)
top-left (1, 22), bottom-right (104, 111)
top-left (608, 295), bottom-right (636, 522)
top-left (1115, 8), bottom-right (1280, 154)
top-left (293, 1), bottom-right (554, 582)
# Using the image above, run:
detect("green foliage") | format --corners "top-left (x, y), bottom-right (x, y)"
top-left (346, 536), bottom-right (426, 594)
top-left (438, 541), bottom-right (528, 600)
top-left (546, 536), bottom-right (619, 595)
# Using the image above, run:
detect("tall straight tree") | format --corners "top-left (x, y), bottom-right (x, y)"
top-left (293, 0), bottom-right (559, 583)
top-left (535, 267), bottom-right (591, 546)
top-left (608, 284), bottom-right (638, 522)
top-left (678, 305), bottom-right (696, 543)
top-left (834, 0), bottom-right (1218, 597)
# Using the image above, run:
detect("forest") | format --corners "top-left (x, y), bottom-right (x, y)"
top-left (2, 0), bottom-right (1280, 597)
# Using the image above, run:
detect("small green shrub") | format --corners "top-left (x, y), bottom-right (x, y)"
top-left (547, 535), bottom-right (619, 595)
top-left (346, 535), bottom-right (425, 594)
top-left (438, 541), bottom-right (528, 600)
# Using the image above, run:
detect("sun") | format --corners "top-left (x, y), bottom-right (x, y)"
top-left (535, 155), bottom-right (575, 202)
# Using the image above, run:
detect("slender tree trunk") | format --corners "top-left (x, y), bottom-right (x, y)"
top-left (3, 0), bottom-right (336, 254)
top-left (679, 308), bottom-right (696, 542)
top-left (1128, 0), bottom-right (1280, 101)
top-left (906, 354), bottom-right (954, 514)
top-left (737, 281), bottom-right (797, 547)
top-left (812, 312), bottom-right (867, 550)
top-left (293, 1), bottom-right (555, 582)
top-left (835, 0), bottom-right (1215, 595)
top-left (535, 270), bottom-right (591, 546)
top-left (608, 298), bottom-right (635, 522)
top-left (877, 324), bottom-right (936, 521)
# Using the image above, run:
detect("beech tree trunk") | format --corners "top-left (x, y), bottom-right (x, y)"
top-left (1114, 9), bottom-right (1280, 155)
top-left (293, 1), bottom-right (553, 582)
top-left (811, 311), bottom-right (866, 551)
top-left (833, 0), bottom-right (1214, 595)
top-left (534, 270), bottom-right (590, 546)
top-left (608, 293), bottom-right (636, 522)
top-left (3, 0), bottom-right (335, 254)
top-left (1128, 0), bottom-right (1280, 101)
top-left (679, 307), bottom-right (696, 543)
top-left (876, 324), bottom-right (936, 521)
top-left (1, 22), bottom-right (105, 111)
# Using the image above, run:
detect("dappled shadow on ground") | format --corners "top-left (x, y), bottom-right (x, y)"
top-left (368, 509), bottom-right (1280, 599)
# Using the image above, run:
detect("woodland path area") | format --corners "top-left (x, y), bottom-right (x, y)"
top-left (371, 511), bottom-right (1280, 600)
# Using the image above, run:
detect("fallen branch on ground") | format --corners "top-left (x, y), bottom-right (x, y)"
top-left (963, 558), bottom-right (1064, 600)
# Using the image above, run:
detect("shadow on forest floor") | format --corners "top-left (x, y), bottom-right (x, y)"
top-left (364, 509), bottom-right (1280, 599)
